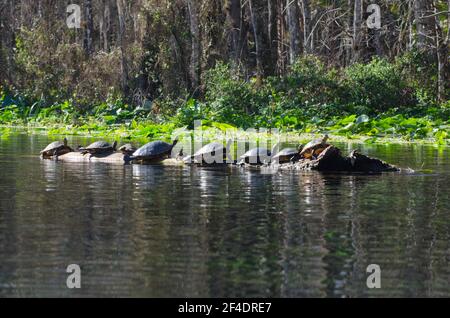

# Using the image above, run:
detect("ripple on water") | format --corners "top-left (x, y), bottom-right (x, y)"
top-left (0, 134), bottom-right (449, 297)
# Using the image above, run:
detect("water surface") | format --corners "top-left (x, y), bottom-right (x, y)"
top-left (0, 134), bottom-right (449, 297)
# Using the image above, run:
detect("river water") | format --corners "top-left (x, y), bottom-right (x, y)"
top-left (0, 133), bottom-right (449, 297)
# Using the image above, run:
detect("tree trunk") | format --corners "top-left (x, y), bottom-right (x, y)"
top-left (277, 0), bottom-right (287, 74)
top-left (268, 0), bottom-right (278, 71)
top-left (84, 0), bottom-right (94, 55)
top-left (300, 0), bottom-right (312, 54)
top-left (99, 0), bottom-right (110, 52)
top-left (104, 2), bottom-right (111, 51)
top-left (248, 0), bottom-right (264, 78)
top-left (353, 0), bottom-right (363, 62)
top-left (225, 0), bottom-right (241, 68)
top-left (287, 0), bottom-right (301, 64)
top-left (414, 0), bottom-right (434, 50)
top-left (0, 7), bottom-right (4, 84)
top-left (187, 0), bottom-right (201, 94)
top-left (433, 0), bottom-right (449, 102)
top-left (116, 0), bottom-right (129, 97)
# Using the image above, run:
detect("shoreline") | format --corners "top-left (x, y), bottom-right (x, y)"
top-left (0, 123), bottom-right (447, 146)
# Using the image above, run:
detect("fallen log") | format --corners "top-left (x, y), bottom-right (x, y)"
top-left (276, 146), bottom-right (399, 173)
top-left (57, 152), bottom-right (128, 164)
top-left (55, 151), bottom-right (185, 166)
top-left (50, 146), bottom-right (400, 173)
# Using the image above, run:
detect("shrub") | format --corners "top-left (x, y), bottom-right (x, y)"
top-left (344, 58), bottom-right (413, 112)
top-left (173, 98), bottom-right (207, 128)
top-left (203, 62), bottom-right (269, 127)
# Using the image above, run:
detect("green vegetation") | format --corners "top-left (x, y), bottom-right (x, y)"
top-left (1, 56), bottom-right (449, 145)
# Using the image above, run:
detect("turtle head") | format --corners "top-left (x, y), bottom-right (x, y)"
top-left (63, 138), bottom-right (68, 146)
top-left (112, 141), bottom-right (118, 151)
top-left (172, 137), bottom-right (179, 147)
top-left (323, 134), bottom-right (329, 142)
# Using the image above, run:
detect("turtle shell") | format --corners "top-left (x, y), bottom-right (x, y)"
top-left (119, 144), bottom-right (136, 154)
top-left (239, 148), bottom-right (272, 164)
top-left (119, 143), bottom-right (135, 150)
top-left (194, 142), bottom-right (226, 157)
top-left (40, 141), bottom-right (65, 154)
top-left (300, 135), bottom-right (329, 157)
top-left (183, 142), bottom-right (229, 164)
top-left (271, 148), bottom-right (301, 164)
top-left (132, 141), bottom-right (174, 158)
top-left (85, 141), bottom-right (113, 150)
top-left (272, 148), bottom-right (298, 159)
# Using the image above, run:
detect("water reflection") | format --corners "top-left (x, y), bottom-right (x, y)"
top-left (0, 134), bottom-right (449, 297)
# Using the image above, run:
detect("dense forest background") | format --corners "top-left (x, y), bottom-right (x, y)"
top-left (0, 0), bottom-right (449, 129)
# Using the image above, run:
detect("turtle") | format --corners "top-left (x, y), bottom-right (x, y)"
top-left (80, 141), bottom-right (117, 157)
top-left (299, 135), bottom-right (330, 160)
top-left (272, 145), bottom-right (304, 164)
top-left (238, 145), bottom-right (277, 165)
top-left (118, 143), bottom-right (137, 156)
top-left (183, 140), bottom-right (233, 164)
top-left (129, 139), bottom-right (179, 163)
top-left (40, 138), bottom-right (73, 159)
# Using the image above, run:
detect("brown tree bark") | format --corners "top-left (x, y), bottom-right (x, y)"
top-left (353, 0), bottom-right (363, 62)
top-left (268, 0), bottom-right (279, 72)
top-left (99, 0), bottom-right (110, 51)
top-left (276, 0), bottom-right (287, 74)
top-left (187, 0), bottom-right (201, 94)
top-left (287, 0), bottom-right (301, 64)
top-left (248, 0), bottom-right (264, 78)
top-left (84, 0), bottom-right (94, 55)
top-left (0, 3), bottom-right (4, 84)
top-left (433, 0), bottom-right (449, 101)
top-left (116, 0), bottom-right (129, 96)
top-left (414, 0), bottom-right (435, 50)
top-left (299, 0), bottom-right (312, 54)
top-left (225, 0), bottom-right (242, 68)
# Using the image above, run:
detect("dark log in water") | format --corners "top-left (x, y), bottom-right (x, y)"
top-left (276, 146), bottom-right (399, 173)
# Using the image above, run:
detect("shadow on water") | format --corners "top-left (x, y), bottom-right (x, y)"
top-left (0, 134), bottom-right (449, 297)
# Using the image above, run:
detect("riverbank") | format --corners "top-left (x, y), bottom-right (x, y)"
top-left (1, 56), bottom-right (449, 145)
top-left (1, 115), bottom-right (448, 146)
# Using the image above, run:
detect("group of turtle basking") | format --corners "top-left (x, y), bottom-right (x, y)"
top-left (40, 135), bottom-right (331, 165)
top-left (39, 135), bottom-right (398, 172)
top-left (40, 138), bottom-right (177, 162)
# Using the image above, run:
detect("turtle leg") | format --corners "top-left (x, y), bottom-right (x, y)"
top-left (312, 148), bottom-right (325, 160)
